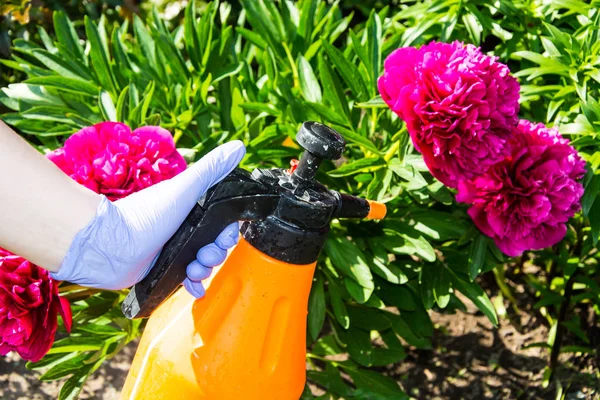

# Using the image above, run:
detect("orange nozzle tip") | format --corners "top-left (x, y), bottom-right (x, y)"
top-left (366, 200), bottom-right (386, 220)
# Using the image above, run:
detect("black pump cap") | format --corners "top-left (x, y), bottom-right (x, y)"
top-left (294, 122), bottom-right (346, 181)
top-left (296, 121), bottom-right (346, 160)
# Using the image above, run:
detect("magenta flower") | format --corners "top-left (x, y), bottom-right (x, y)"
top-left (378, 41), bottom-right (520, 188)
top-left (47, 122), bottom-right (187, 201)
top-left (457, 120), bottom-right (586, 256)
top-left (0, 248), bottom-right (72, 362)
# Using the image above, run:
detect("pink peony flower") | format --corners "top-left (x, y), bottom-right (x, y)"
top-left (0, 248), bottom-right (72, 362)
top-left (47, 122), bottom-right (187, 201)
top-left (378, 41), bottom-right (520, 188)
top-left (457, 120), bottom-right (586, 256)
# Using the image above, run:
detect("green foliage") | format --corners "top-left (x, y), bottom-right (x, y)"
top-left (1, 0), bottom-right (600, 398)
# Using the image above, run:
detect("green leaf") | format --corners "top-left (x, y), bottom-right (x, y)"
top-left (307, 364), bottom-right (353, 397)
top-left (513, 51), bottom-right (569, 75)
top-left (240, 0), bottom-right (285, 60)
top-left (212, 62), bottom-right (244, 84)
top-left (31, 49), bottom-right (91, 80)
top-left (449, 270), bottom-right (498, 326)
top-left (312, 335), bottom-right (344, 357)
top-left (589, 196), bottom-right (600, 245)
top-left (328, 279), bottom-right (350, 329)
top-left (350, 29), bottom-right (370, 79)
top-left (325, 237), bottom-right (374, 290)
top-left (1, 84), bottom-right (65, 108)
top-left (367, 168), bottom-right (392, 202)
top-left (387, 313), bottom-right (432, 349)
top-left (420, 263), bottom-right (435, 309)
top-left (337, 326), bottom-right (373, 366)
top-left (21, 106), bottom-right (73, 124)
top-left (297, 0), bottom-right (317, 49)
top-left (328, 157), bottom-right (384, 177)
top-left (344, 367), bottom-right (406, 396)
top-left (236, 27), bottom-right (268, 50)
top-left (306, 102), bottom-right (349, 126)
top-left (377, 280), bottom-right (416, 311)
top-left (76, 323), bottom-right (125, 336)
top-left (468, 233), bottom-right (488, 281)
top-left (231, 86), bottom-right (245, 130)
top-left (38, 26), bottom-right (56, 53)
top-left (24, 76), bottom-right (98, 96)
top-left (184, 0), bottom-right (202, 71)
top-left (85, 16), bottom-right (117, 95)
top-left (322, 41), bottom-right (369, 101)
top-left (26, 353), bottom-right (80, 371)
top-left (388, 159), bottom-right (427, 190)
top-left (411, 210), bottom-right (468, 241)
top-left (433, 264), bottom-right (451, 308)
top-left (129, 81), bottom-right (155, 126)
top-left (345, 276), bottom-right (374, 304)
top-left (368, 238), bottom-right (408, 285)
top-left (298, 55), bottom-right (322, 103)
top-left (133, 15), bottom-right (157, 66)
top-left (373, 330), bottom-right (406, 365)
top-left (383, 223), bottom-right (436, 262)
top-left (308, 275), bottom-right (326, 341)
top-left (582, 174), bottom-right (600, 216)
top-left (154, 31), bottom-right (190, 85)
top-left (318, 52), bottom-right (350, 120)
top-left (115, 86), bottom-right (130, 123)
top-left (356, 95), bottom-right (387, 108)
top-left (331, 125), bottom-right (380, 153)
top-left (47, 337), bottom-right (104, 354)
top-left (346, 306), bottom-right (391, 331)
top-left (366, 11), bottom-right (382, 93)
top-left (53, 11), bottom-right (85, 61)
top-left (39, 353), bottom-right (90, 381)
top-left (57, 359), bottom-right (103, 400)
top-left (98, 90), bottom-right (117, 122)
top-left (461, 13), bottom-right (482, 45)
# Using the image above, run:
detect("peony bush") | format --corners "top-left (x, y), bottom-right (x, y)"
top-left (1, 1), bottom-right (599, 399)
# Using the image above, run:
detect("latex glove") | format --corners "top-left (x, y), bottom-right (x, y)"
top-left (51, 141), bottom-right (246, 298)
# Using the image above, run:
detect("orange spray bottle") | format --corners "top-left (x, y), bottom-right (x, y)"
top-left (119, 122), bottom-right (386, 400)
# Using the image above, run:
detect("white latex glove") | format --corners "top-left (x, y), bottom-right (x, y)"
top-left (51, 141), bottom-right (246, 297)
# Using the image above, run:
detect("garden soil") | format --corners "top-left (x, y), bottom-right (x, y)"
top-left (1, 289), bottom-right (597, 400)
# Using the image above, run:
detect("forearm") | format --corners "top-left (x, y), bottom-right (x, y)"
top-left (0, 121), bottom-right (101, 272)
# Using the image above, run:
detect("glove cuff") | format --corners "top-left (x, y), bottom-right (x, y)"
top-left (51, 195), bottom-right (121, 289)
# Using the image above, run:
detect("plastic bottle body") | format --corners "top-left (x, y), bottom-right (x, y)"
top-left (120, 238), bottom-right (316, 400)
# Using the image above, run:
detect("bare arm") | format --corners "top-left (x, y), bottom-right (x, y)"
top-left (0, 121), bottom-right (101, 271)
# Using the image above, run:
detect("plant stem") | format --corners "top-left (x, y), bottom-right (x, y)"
top-left (493, 264), bottom-right (520, 311)
top-left (549, 271), bottom-right (577, 378)
top-left (383, 140), bottom-right (399, 162)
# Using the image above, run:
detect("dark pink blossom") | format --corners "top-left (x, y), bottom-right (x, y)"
top-left (47, 122), bottom-right (187, 200)
top-left (378, 41), bottom-right (520, 188)
top-left (457, 120), bottom-right (586, 256)
top-left (0, 249), bottom-right (72, 362)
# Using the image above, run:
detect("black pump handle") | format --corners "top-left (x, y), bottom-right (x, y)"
top-left (121, 169), bottom-right (279, 319)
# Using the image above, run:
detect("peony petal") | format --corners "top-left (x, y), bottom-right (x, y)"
top-left (57, 295), bottom-right (73, 333)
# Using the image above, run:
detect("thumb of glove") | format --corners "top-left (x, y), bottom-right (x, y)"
top-left (115, 140), bottom-right (247, 253)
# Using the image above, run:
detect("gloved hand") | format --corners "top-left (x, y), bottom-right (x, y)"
top-left (50, 141), bottom-right (246, 298)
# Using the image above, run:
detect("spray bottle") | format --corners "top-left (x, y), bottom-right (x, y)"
top-left (119, 122), bottom-right (386, 399)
